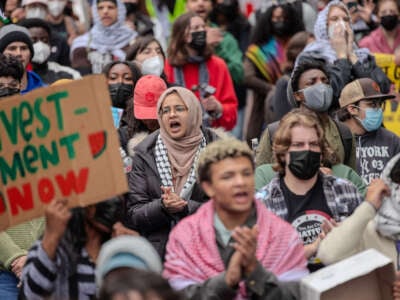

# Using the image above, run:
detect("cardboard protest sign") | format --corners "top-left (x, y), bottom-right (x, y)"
top-left (0, 75), bottom-right (128, 230)
top-left (373, 53), bottom-right (400, 136)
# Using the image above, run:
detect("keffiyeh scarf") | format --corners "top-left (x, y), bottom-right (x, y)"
top-left (155, 134), bottom-right (206, 200)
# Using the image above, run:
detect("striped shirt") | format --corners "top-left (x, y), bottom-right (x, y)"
top-left (21, 240), bottom-right (96, 300)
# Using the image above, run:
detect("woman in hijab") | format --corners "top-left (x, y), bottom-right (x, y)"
top-left (299, 0), bottom-right (390, 103)
top-left (125, 86), bottom-right (220, 259)
top-left (70, 0), bottom-right (137, 75)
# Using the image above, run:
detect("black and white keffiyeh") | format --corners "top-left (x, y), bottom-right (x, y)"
top-left (155, 134), bottom-right (206, 201)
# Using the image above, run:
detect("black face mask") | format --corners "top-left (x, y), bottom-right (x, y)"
top-left (124, 2), bottom-right (138, 15)
top-left (108, 83), bottom-right (133, 109)
top-left (381, 15), bottom-right (399, 31)
top-left (272, 21), bottom-right (290, 37)
top-left (288, 150), bottom-right (321, 180)
top-left (189, 31), bottom-right (207, 52)
top-left (0, 87), bottom-right (20, 98)
top-left (94, 199), bottom-right (120, 229)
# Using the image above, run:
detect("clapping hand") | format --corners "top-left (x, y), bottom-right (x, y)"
top-left (161, 186), bottom-right (187, 213)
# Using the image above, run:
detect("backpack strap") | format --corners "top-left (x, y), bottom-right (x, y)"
top-left (333, 120), bottom-right (353, 166)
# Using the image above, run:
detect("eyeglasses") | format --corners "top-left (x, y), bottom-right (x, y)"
top-left (160, 105), bottom-right (187, 116)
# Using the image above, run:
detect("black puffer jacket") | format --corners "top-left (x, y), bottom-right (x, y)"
top-left (125, 128), bottom-right (220, 259)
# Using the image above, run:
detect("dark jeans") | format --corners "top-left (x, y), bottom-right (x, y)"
top-left (0, 270), bottom-right (19, 299)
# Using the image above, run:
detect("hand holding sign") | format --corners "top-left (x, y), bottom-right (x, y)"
top-left (0, 75), bottom-right (128, 231)
top-left (42, 198), bottom-right (71, 260)
top-left (11, 255), bottom-right (27, 278)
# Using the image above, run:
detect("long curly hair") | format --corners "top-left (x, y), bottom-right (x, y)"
top-left (250, 3), bottom-right (304, 45)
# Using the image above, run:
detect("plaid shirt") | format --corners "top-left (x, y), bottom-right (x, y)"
top-left (256, 173), bottom-right (363, 222)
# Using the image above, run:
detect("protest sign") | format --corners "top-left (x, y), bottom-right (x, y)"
top-left (373, 53), bottom-right (400, 136)
top-left (0, 75), bottom-right (128, 230)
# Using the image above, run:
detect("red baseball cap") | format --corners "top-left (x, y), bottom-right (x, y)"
top-left (134, 75), bottom-right (167, 119)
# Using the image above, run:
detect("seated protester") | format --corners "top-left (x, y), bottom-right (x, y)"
top-left (317, 155), bottom-right (400, 300)
top-left (255, 163), bottom-right (367, 197)
top-left (163, 138), bottom-right (308, 300)
top-left (164, 12), bottom-right (238, 131)
top-left (0, 53), bottom-right (44, 300)
top-left (20, 198), bottom-right (134, 299)
top-left (337, 78), bottom-right (400, 184)
top-left (243, 2), bottom-right (304, 142)
top-left (0, 53), bottom-right (24, 98)
top-left (317, 166), bottom-right (400, 300)
top-left (358, 0), bottom-right (400, 54)
top-left (271, 31), bottom-right (315, 122)
top-left (300, 0), bottom-right (390, 98)
top-left (316, 155), bottom-right (400, 282)
top-left (125, 87), bottom-right (222, 259)
top-left (256, 58), bottom-right (357, 170)
top-left (70, 0), bottom-right (137, 75)
top-left (0, 24), bottom-right (46, 93)
top-left (22, 0), bottom-right (72, 66)
top-left (19, 18), bottom-right (81, 84)
top-left (126, 36), bottom-right (169, 83)
top-left (21, 0), bottom-right (48, 20)
top-left (102, 60), bottom-right (142, 131)
top-left (96, 235), bottom-right (163, 289)
top-left (186, 0), bottom-right (244, 86)
top-left (316, 162), bottom-right (395, 264)
top-left (46, 0), bottom-right (84, 45)
top-left (126, 75), bottom-right (167, 156)
top-left (0, 54), bottom-right (44, 299)
top-left (257, 110), bottom-right (363, 269)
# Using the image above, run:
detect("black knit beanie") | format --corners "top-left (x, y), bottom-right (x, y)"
top-left (0, 24), bottom-right (34, 58)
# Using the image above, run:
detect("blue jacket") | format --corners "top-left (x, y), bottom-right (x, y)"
top-left (21, 71), bottom-right (46, 94)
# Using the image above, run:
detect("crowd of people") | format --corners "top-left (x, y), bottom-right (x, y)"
top-left (1, 0), bottom-right (400, 299)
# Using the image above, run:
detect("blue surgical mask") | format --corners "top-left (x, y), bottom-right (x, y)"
top-left (299, 83), bottom-right (333, 112)
top-left (356, 107), bottom-right (383, 132)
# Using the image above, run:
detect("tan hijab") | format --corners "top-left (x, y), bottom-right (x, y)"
top-left (157, 87), bottom-right (203, 194)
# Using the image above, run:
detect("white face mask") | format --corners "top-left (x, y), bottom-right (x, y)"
top-left (48, 1), bottom-right (66, 17)
top-left (32, 41), bottom-right (51, 64)
top-left (26, 7), bottom-right (47, 19)
top-left (141, 56), bottom-right (164, 76)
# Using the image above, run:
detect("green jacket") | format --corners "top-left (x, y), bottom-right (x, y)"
top-left (212, 23), bottom-right (244, 84)
top-left (255, 163), bottom-right (367, 197)
top-left (0, 218), bottom-right (45, 271)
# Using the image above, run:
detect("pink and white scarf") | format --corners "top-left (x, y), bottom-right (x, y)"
top-left (163, 200), bottom-right (308, 298)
